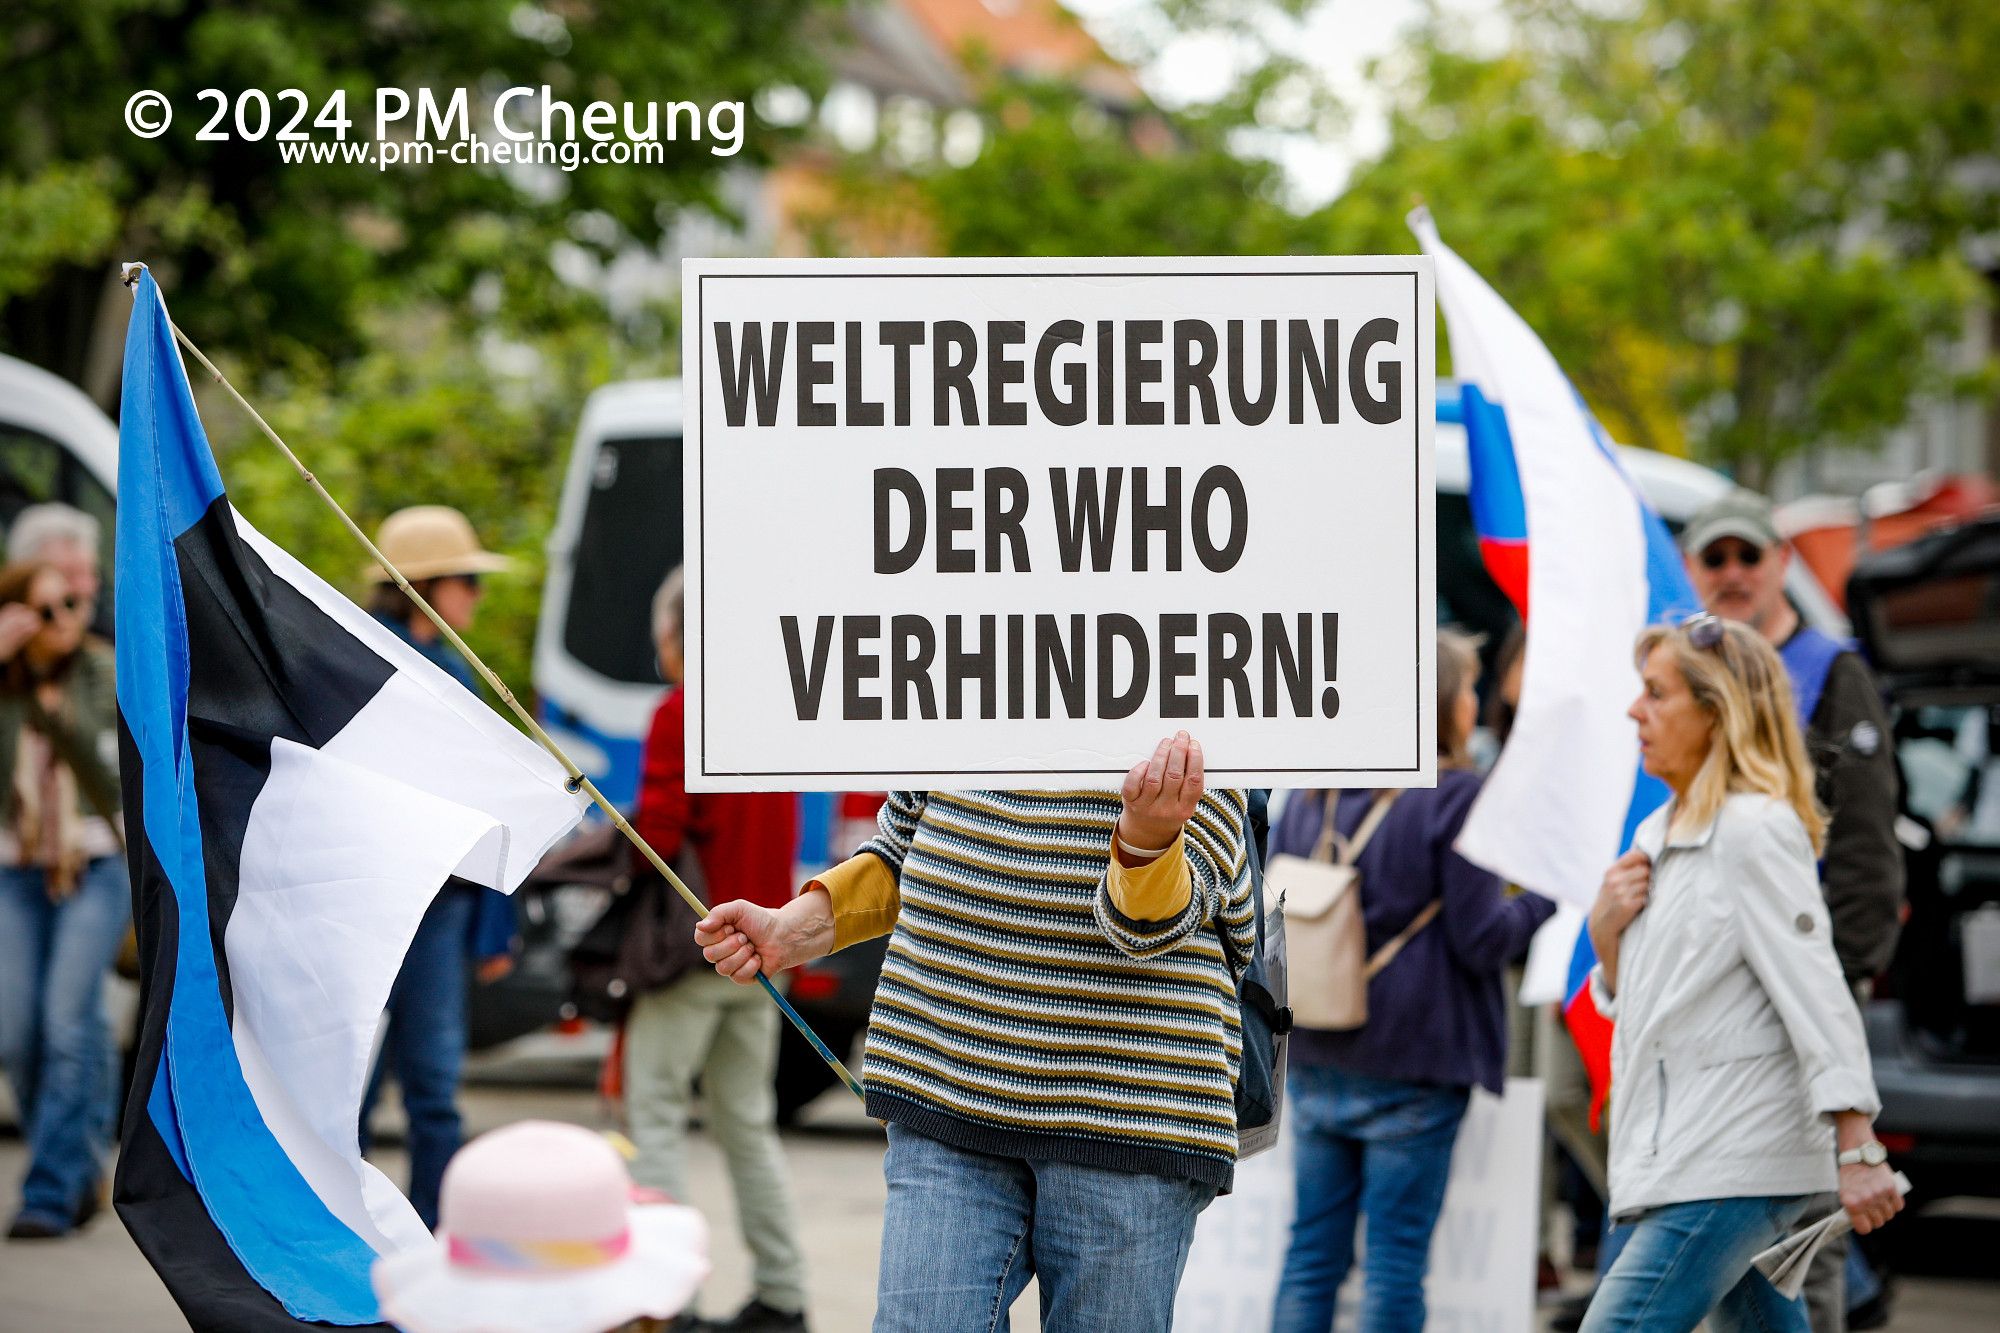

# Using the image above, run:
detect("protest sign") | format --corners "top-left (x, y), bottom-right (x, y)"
top-left (683, 258), bottom-right (1435, 791)
top-left (1174, 1078), bottom-right (1543, 1333)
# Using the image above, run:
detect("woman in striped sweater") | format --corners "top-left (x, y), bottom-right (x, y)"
top-left (695, 731), bottom-right (1254, 1332)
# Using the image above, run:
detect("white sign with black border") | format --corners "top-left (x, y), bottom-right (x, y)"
top-left (683, 257), bottom-right (1435, 792)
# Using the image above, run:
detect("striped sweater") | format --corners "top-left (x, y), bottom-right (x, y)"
top-left (815, 788), bottom-right (1256, 1190)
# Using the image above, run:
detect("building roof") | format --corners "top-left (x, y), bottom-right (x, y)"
top-left (838, 0), bottom-right (1141, 107)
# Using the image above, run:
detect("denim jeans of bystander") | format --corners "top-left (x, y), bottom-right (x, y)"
top-left (1270, 1064), bottom-right (1471, 1333)
top-left (873, 1122), bottom-right (1214, 1333)
top-left (1581, 1194), bottom-right (1813, 1333)
top-left (359, 886), bottom-right (474, 1231)
top-left (0, 856), bottom-right (131, 1233)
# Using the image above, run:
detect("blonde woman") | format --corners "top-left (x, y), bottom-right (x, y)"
top-left (1581, 614), bottom-right (1902, 1332)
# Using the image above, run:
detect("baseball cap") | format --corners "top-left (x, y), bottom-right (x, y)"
top-left (1681, 488), bottom-right (1780, 556)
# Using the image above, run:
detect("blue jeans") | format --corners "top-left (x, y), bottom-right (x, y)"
top-left (358, 887), bottom-right (472, 1230)
top-left (0, 857), bottom-right (131, 1229)
top-left (1271, 1065), bottom-right (1471, 1333)
top-left (1582, 1195), bottom-right (1812, 1333)
top-left (1846, 1233), bottom-right (1882, 1308)
top-left (874, 1122), bottom-right (1215, 1332)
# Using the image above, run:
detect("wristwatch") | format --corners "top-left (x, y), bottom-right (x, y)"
top-left (1837, 1140), bottom-right (1889, 1168)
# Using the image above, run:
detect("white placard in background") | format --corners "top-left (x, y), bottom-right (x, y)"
top-left (684, 258), bottom-right (1435, 791)
top-left (1175, 1078), bottom-right (1543, 1333)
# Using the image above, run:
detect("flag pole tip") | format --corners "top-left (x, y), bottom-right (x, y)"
top-left (120, 262), bottom-right (148, 288)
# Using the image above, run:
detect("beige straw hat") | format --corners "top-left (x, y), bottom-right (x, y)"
top-left (363, 506), bottom-right (515, 584)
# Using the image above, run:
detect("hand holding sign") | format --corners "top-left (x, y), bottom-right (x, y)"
top-left (1117, 731), bottom-right (1204, 865)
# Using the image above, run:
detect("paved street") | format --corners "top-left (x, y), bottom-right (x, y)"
top-left (4, 1076), bottom-right (1997, 1332)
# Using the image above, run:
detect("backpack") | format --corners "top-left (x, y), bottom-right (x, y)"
top-left (549, 821), bottom-right (709, 1024)
top-left (1233, 788), bottom-right (1292, 1159)
top-left (1269, 791), bottom-right (1439, 1031)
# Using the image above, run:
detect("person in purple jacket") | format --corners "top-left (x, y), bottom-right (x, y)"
top-left (1270, 628), bottom-right (1556, 1333)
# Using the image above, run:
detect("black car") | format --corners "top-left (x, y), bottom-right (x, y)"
top-left (1848, 513), bottom-right (2000, 1198)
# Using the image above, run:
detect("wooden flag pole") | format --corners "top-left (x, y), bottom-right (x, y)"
top-left (122, 263), bottom-right (865, 1102)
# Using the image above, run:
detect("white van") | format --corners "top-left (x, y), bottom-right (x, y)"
top-left (532, 378), bottom-right (689, 810)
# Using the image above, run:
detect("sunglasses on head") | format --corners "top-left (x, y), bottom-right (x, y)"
top-left (1699, 543), bottom-right (1765, 570)
top-left (1680, 612), bottom-right (1727, 650)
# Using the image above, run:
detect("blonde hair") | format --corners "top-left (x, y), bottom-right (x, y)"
top-left (1437, 626), bottom-right (1484, 769)
top-left (1634, 619), bottom-right (1825, 852)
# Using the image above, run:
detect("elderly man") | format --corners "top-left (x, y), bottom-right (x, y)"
top-left (624, 567), bottom-right (809, 1333)
top-left (1683, 488), bottom-right (1903, 1332)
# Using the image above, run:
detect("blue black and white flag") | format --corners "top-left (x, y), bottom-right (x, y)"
top-left (112, 268), bottom-right (585, 1328)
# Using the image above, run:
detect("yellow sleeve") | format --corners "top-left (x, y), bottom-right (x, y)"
top-left (812, 853), bottom-right (902, 951)
top-left (1104, 832), bottom-right (1193, 923)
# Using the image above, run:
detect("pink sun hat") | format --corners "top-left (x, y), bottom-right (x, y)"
top-left (371, 1120), bottom-right (708, 1333)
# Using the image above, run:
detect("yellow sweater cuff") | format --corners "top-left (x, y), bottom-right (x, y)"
top-left (813, 853), bottom-right (902, 952)
top-left (1105, 832), bottom-right (1193, 923)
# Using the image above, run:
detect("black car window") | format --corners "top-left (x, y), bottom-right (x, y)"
top-left (562, 434), bottom-right (684, 685)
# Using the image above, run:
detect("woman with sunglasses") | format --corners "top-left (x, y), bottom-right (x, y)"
top-left (1580, 615), bottom-right (1902, 1332)
top-left (0, 560), bottom-right (127, 1239)
top-left (355, 505), bottom-right (520, 1230)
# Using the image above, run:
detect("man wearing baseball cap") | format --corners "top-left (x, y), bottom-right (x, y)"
top-left (1682, 487), bottom-right (1903, 1332)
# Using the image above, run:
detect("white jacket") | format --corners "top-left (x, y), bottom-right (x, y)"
top-left (1591, 792), bottom-right (1880, 1219)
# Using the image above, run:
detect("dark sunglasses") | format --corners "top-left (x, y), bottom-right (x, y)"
top-left (1698, 543), bottom-right (1764, 570)
top-left (33, 595), bottom-right (83, 624)
top-left (1681, 612), bottom-right (1726, 650)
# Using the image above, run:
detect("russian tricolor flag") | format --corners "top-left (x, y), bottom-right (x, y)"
top-left (113, 269), bottom-right (585, 1327)
top-left (1410, 212), bottom-right (1699, 1121)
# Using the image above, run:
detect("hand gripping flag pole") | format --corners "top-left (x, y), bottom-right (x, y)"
top-left (120, 263), bottom-right (865, 1103)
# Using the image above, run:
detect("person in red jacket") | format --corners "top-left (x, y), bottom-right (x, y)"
top-left (626, 567), bottom-right (809, 1333)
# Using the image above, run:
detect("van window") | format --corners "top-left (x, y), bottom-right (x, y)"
top-left (563, 434), bottom-right (684, 685)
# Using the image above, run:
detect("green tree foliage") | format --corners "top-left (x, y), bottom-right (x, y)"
top-left (921, 79), bottom-right (1308, 258)
top-left (1321, 0), bottom-right (1998, 484)
top-left (2, 1), bottom-right (822, 705)
top-left (1, 0), bottom-right (831, 396)
top-left (919, 0), bottom-right (1997, 484)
